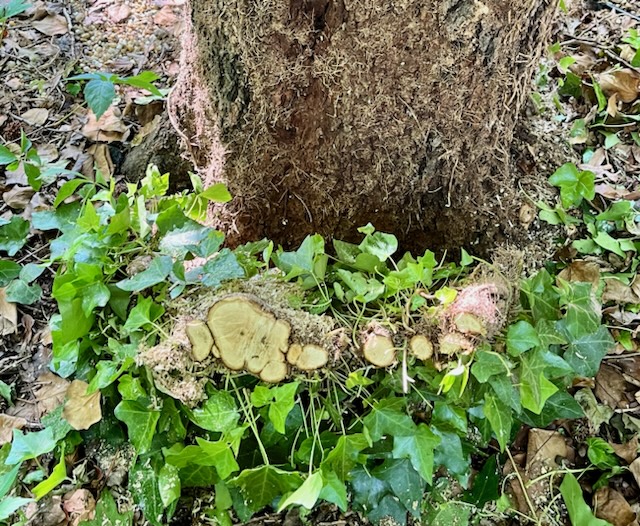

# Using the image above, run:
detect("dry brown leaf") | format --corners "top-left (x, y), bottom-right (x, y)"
top-left (32, 14), bottom-right (68, 35)
top-left (2, 186), bottom-right (35, 210)
top-left (594, 487), bottom-right (637, 526)
top-left (595, 363), bottom-right (629, 409)
top-left (82, 107), bottom-right (128, 142)
top-left (63, 380), bottom-right (102, 430)
top-left (34, 372), bottom-right (70, 416)
top-left (0, 289), bottom-right (18, 337)
top-left (603, 277), bottom-right (640, 304)
top-left (87, 144), bottom-right (113, 181)
top-left (63, 489), bottom-right (96, 526)
top-left (0, 414), bottom-right (26, 445)
top-left (107, 4), bottom-right (131, 23)
top-left (21, 108), bottom-right (49, 126)
top-left (611, 436), bottom-right (639, 464)
top-left (597, 69), bottom-right (640, 104)
top-left (557, 261), bottom-right (600, 288)
top-left (607, 93), bottom-right (619, 118)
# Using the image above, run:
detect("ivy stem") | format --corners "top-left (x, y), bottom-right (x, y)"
top-left (505, 447), bottom-right (538, 522)
top-left (231, 380), bottom-right (269, 466)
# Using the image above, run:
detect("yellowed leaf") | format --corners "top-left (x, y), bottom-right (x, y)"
top-left (21, 108), bottom-right (49, 126)
top-left (63, 380), bottom-right (101, 430)
top-left (0, 414), bottom-right (26, 445)
top-left (33, 14), bottom-right (68, 36)
top-left (597, 69), bottom-right (640, 104)
top-left (0, 288), bottom-right (17, 336)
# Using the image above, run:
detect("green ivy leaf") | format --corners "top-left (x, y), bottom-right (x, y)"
top-left (5, 279), bottom-right (42, 305)
top-left (506, 321), bottom-right (540, 356)
top-left (519, 351), bottom-right (558, 414)
top-left (321, 434), bottom-right (368, 480)
top-left (560, 472), bottom-right (611, 526)
top-left (374, 458), bottom-right (424, 516)
top-left (471, 351), bottom-right (512, 383)
top-left (0, 216), bottom-right (29, 256)
top-left (81, 491), bottom-right (133, 526)
top-left (116, 255), bottom-right (173, 292)
top-left (129, 462), bottom-right (163, 526)
top-left (586, 438), bottom-right (619, 469)
top-left (359, 231), bottom-right (398, 261)
top-left (521, 270), bottom-right (559, 322)
top-left (363, 398), bottom-right (415, 441)
top-left (158, 464), bottom-right (181, 508)
top-left (277, 471), bottom-right (323, 511)
top-left (195, 438), bottom-right (239, 479)
top-left (0, 497), bottom-right (33, 522)
top-left (318, 470), bottom-right (348, 512)
top-left (563, 325), bottom-right (613, 378)
top-left (114, 400), bottom-right (160, 453)
top-left (251, 382), bottom-right (299, 434)
top-left (548, 163), bottom-right (595, 208)
top-left (0, 144), bottom-right (18, 165)
top-left (464, 455), bottom-right (500, 507)
top-left (200, 183), bottom-right (232, 203)
top-left (201, 249), bottom-right (245, 288)
top-left (483, 395), bottom-right (512, 452)
top-left (229, 466), bottom-right (302, 517)
top-left (122, 297), bottom-right (164, 333)
top-left (84, 79), bottom-right (116, 119)
top-left (186, 390), bottom-right (239, 433)
top-left (0, 260), bottom-right (21, 286)
top-left (6, 428), bottom-right (56, 465)
top-left (32, 453), bottom-right (67, 500)
top-left (392, 424), bottom-right (440, 484)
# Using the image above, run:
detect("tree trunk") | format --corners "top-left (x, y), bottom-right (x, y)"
top-left (170, 0), bottom-right (555, 253)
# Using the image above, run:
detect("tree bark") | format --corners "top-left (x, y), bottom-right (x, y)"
top-left (170, 0), bottom-right (556, 253)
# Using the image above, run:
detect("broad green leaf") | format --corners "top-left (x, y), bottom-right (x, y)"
top-left (431, 402), bottom-right (467, 435)
top-left (116, 255), bottom-right (173, 292)
top-left (521, 269), bottom-right (559, 322)
top-left (195, 438), bottom-right (239, 479)
top-left (363, 398), bottom-right (415, 441)
top-left (54, 179), bottom-right (88, 207)
top-left (373, 458), bottom-right (424, 516)
top-left (506, 320), bottom-right (540, 356)
top-left (484, 395), bottom-right (512, 451)
top-left (0, 380), bottom-right (11, 404)
top-left (321, 434), bottom-right (368, 480)
top-left (0, 144), bottom-right (18, 165)
top-left (0, 497), bottom-right (33, 522)
top-left (0, 260), bottom-right (21, 286)
top-left (5, 279), bottom-right (42, 305)
top-left (114, 400), bottom-right (160, 453)
top-left (186, 390), bottom-right (239, 433)
top-left (201, 183), bottom-right (232, 203)
top-left (6, 428), bottom-right (56, 465)
top-left (158, 464), bottom-right (181, 508)
top-left (359, 231), bottom-right (398, 261)
top-left (0, 216), bottom-right (29, 256)
top-left (122, 296), bottom-right (164, 333)
top-left (392, 423), bottom-right (440, 484)
top-left (520, 391), bottom-right (584, 428)
top-left (471, 351), bottom-right (512, 383)
top-left (432, 428), bottom-right (469, 485)
top-left (464, 455), bottom-right (500, 507)
top-left (0, 463), bottom-right (20, 499)
top-left (563, 325), bottom-right (613, 378)
top-left (32, 454), bottom-right (67, 499)
top-left (548, 163), bottom-right (595, 208)
top-left (229, 466), bottom-right (302, 516)
top-left (277, 471), bottom-right (323, 511)
top-left (81, 491), bottom-right (133, 526)
top-left (251, 382), bottom-right (299, 434)
top-left (519, 351), bottom-right (558, 414)
top-left (201, 249), bottom-right (244, 287)
top-left (273, 234), bottom-right (325, 280)
top-left (84, 79), bottom-right (116, 118)
top-left (586, 438), bottom-right (619, 469)
top-left (129, 463), bottom-right (163, 526)
top-left (349, 465), bottom-right (390, 515)
top-left (423, 501), bottom-right (471, 526)
top-left (560, 473), bottom-right (611, 526)
top-left (318, 470), bottom-right (348, 512)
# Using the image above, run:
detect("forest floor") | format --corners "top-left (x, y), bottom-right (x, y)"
top-left (3, 0), bottom-right (640, 526)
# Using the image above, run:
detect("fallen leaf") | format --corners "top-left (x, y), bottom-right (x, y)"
top-left (32, 14), bottom-right (68, 36)
top-left (21, 108), bottom-right (49, 126)
top-left (34, 372), bottom-right (70, 416)
top-left (0, 414), bottom-right (26, 445)
top-left (87, 144), bottom-right (113, 181)
top-left (607, 93), bottom-right (619, 118)
top-left (2, 186), bottom-right (35, 210)
top-left (82, 107), bottom-right (128, 143)
top-left (575, 388), bottom-right (614, 432)
top-left (63, 489), bottom-right (96, 526)
top-left (595, 363), bottom-right (630, 409)
top-left (557, 261), bottom-right (600, 288)
top-left (604, 278), bottom-right (640, 304)
top-left (63, 380), bottom-right (102, 430)
top-left (597, 69), bottom-right (640, 104)
top-left (595, 487), bottom-right (637, 526)
top-left (610, 436), bottom-right (639, 464)
top-left (0, 289), bottom-right (18, 336)
top-left (107, 4), bottom-right (131, 23)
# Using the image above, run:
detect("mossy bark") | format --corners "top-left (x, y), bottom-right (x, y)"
top-left (172, 0), bottom-right (555, 252)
